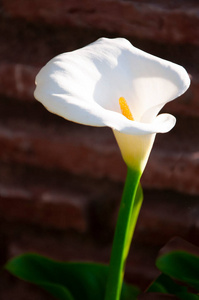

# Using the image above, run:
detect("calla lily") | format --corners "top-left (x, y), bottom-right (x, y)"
top-left (34, 38), bottom-right (190, 300)
top-left (34, 37), bottom-right (190, 172)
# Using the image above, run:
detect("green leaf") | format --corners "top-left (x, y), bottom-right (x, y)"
top-left (147, 274), bottom-right (199, 300)
top-left (35, 282), bottom-right (74, 300)
top-left (156, 251), bottom-right (199, 292)
top-left (147, 274), bottom-right (187, 294)
top-left (5, 253), bottom-right (140, 300)
top-left (122, 282), bottom-right (140, 300)
top-left (176, 292), bottom-right (199, 300)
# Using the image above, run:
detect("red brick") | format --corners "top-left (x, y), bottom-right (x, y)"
top-left (0, 117), bottom-right (126, 181)
top-left (143, 118), bottom-right (199, 195)
top-left (135, 190), bottom-right (199, 245)
top-left (1, 161), bottom-right (198, 248)
top-left (2, 0), bottom-right (199, 44)
top-left (1, 112), bottom-right (199, 195)
top-left (0, 180), bottom-right (88, 232)
top-left (0, 63), bottom-right (38, 101)
top-left (0, 159), bottom-right (123, 236)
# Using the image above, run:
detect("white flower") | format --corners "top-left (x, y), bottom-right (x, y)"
top-left (34, 38), bottom-right (190, 172)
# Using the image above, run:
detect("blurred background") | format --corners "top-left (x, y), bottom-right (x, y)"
top-left (0, 0), bottom-right (199, 298)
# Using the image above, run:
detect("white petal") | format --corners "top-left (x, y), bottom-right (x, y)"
top-left (35, 37), bottom-right (190, 135)
top-left (113, 130), bottom-right (156, 172)
top-left (112, 112), bottom-right (176, 171)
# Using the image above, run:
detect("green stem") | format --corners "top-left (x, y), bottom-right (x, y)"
top-left (105, 167), bottom-right (142, 300)
top-left (125, 183), bottom-right (143, 256)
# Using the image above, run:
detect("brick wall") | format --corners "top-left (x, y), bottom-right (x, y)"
top-left (0, 1), bottom-right (199, 298)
